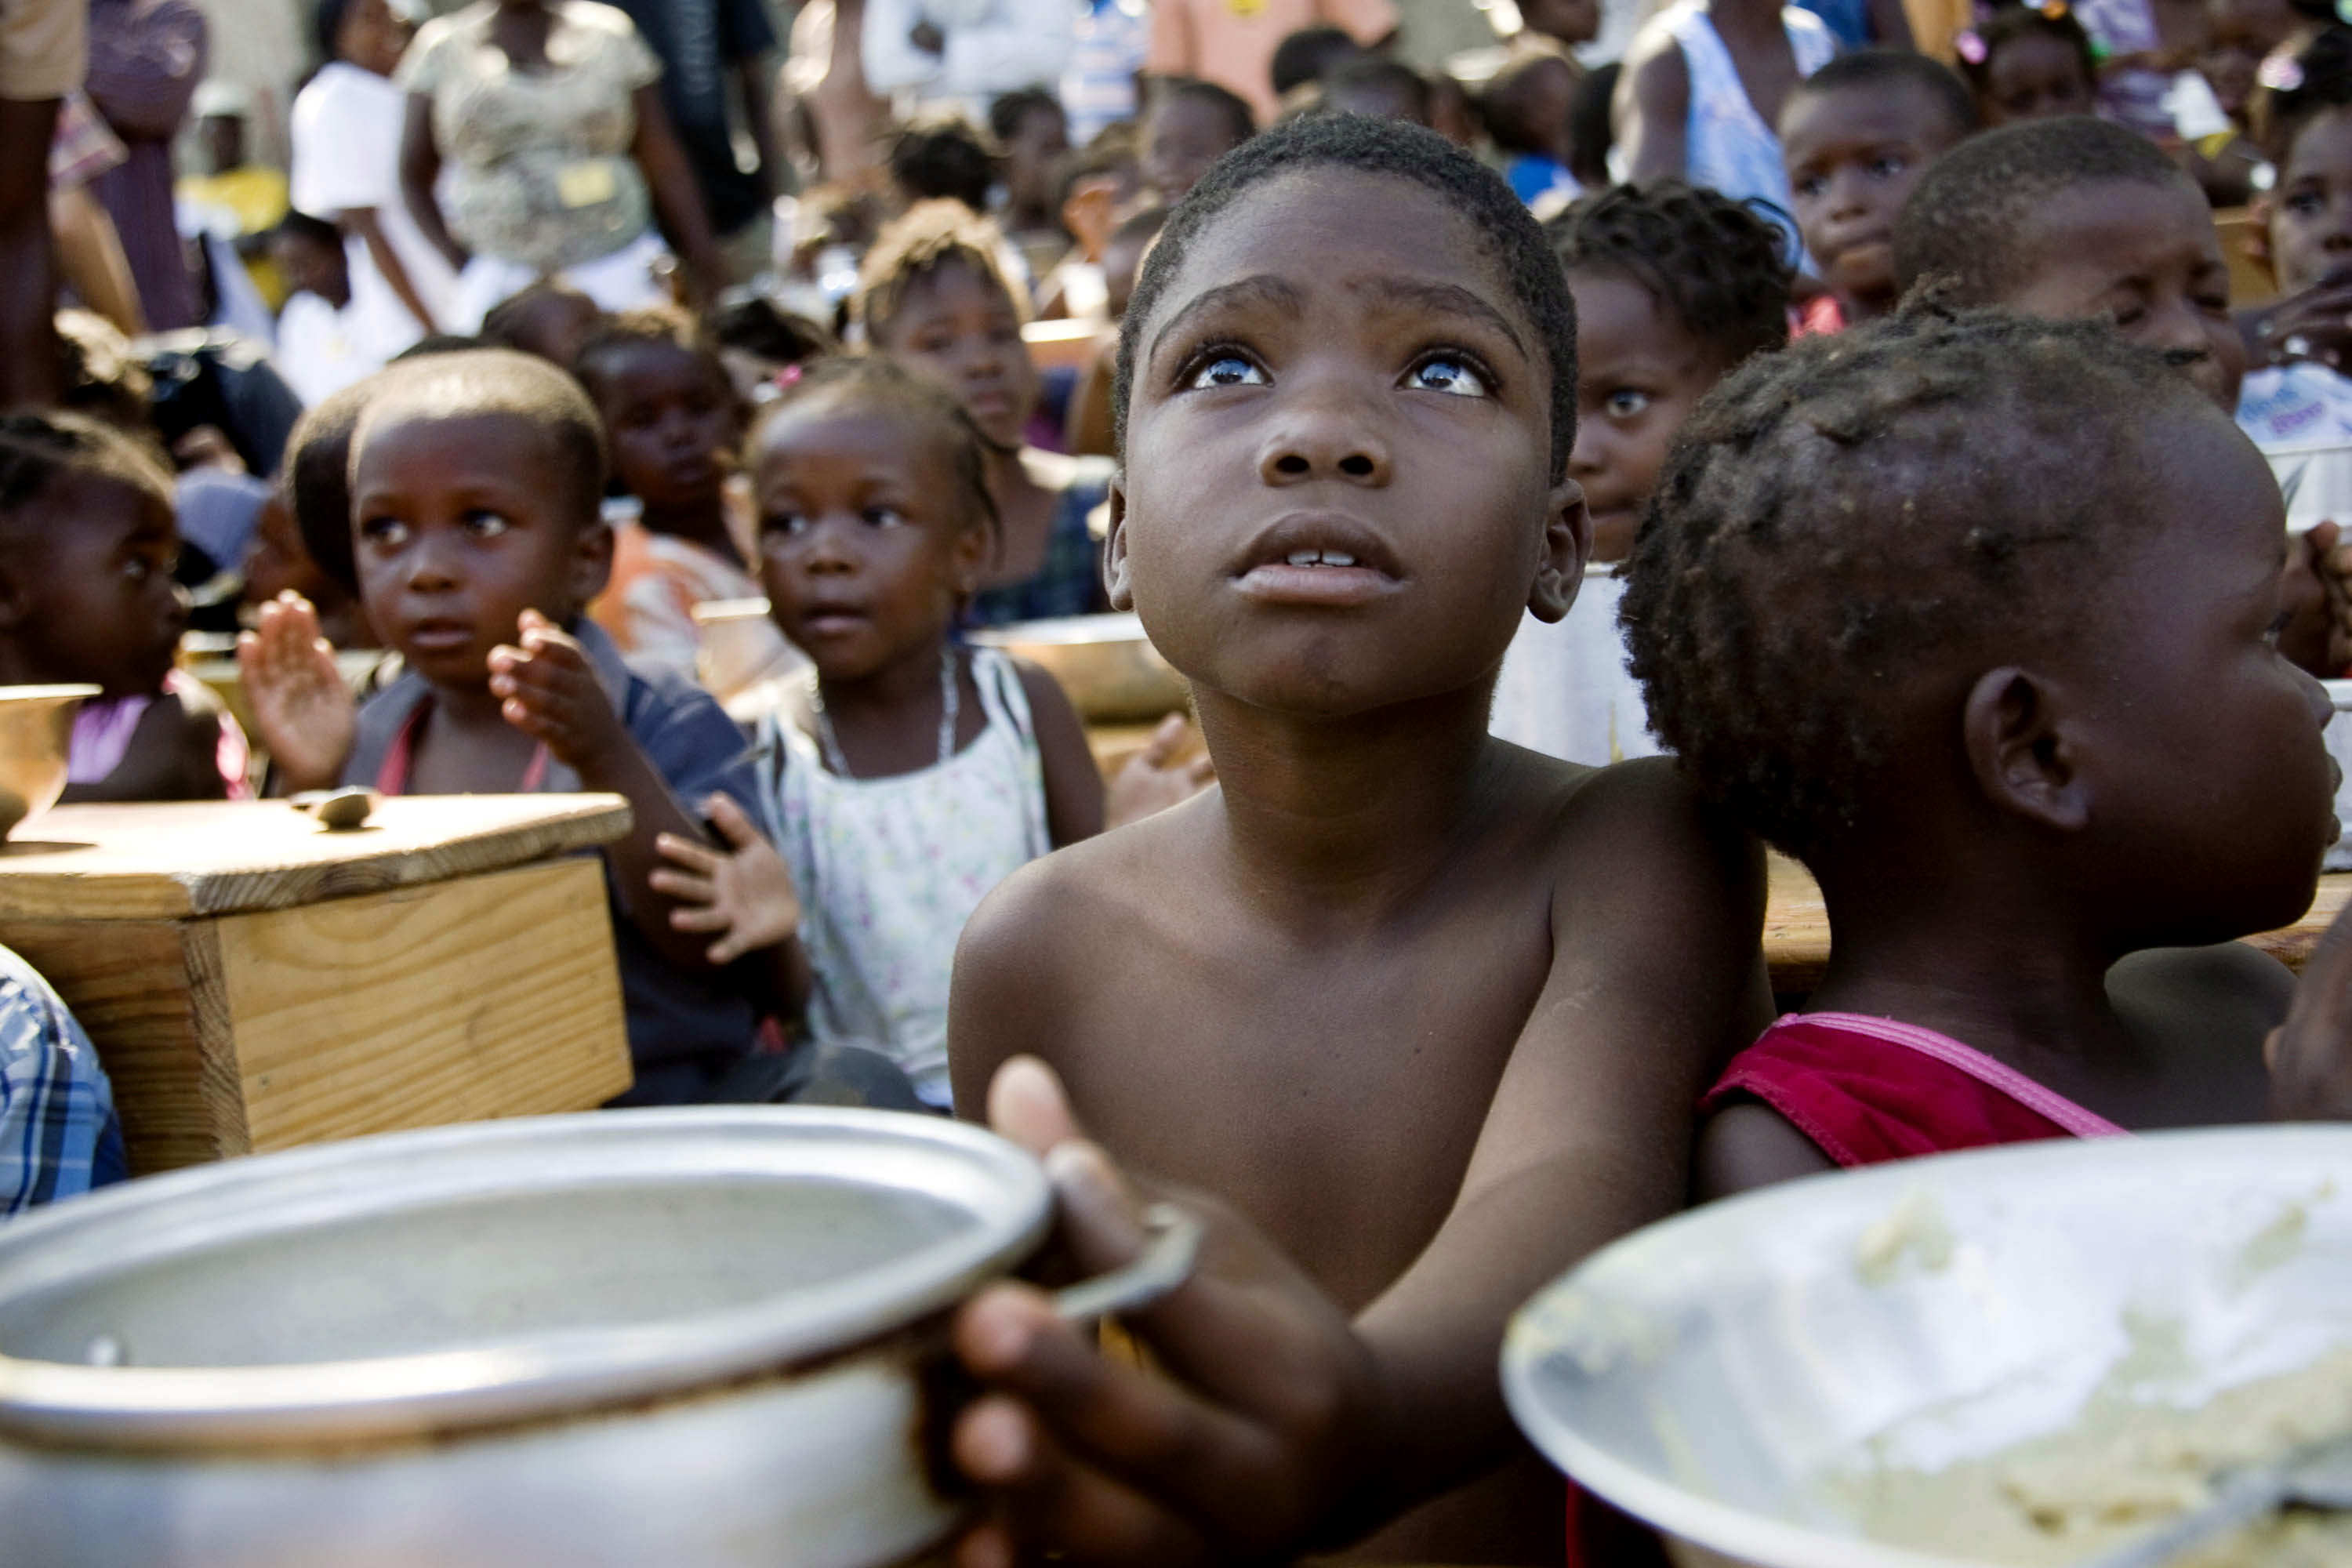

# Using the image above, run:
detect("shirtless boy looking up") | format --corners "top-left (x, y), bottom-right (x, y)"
top-left (945, 116), bottom-right (1769, 1563)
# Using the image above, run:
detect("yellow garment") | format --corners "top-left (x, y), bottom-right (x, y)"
top-left (176, 165), bottom-right (292, 308)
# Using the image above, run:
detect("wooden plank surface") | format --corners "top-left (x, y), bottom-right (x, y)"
top-left (220, 857), bottom-right (633, 1155)
top-left (1766, 855), bottom-right (2351, 993)
top-left (0, 917), bottom-right (245, 1174)
top-left (0, 795), bottom-right (632, 920)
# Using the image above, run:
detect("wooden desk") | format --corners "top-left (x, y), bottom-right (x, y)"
top-left (0, 797), bottom-right (637, 1173)
top-left (1764, 854), bottom-right (2350, 993)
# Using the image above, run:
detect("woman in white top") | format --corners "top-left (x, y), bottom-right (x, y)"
top-left (396, 0), bottom-right (724, 327)
top-left (291, 0), bottom-right (455, 376)
top-left (1615, 0), bottom-right (1835, 227)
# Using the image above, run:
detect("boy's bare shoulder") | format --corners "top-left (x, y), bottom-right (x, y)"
top-left (1516, 749), bottom-right (1757, 895)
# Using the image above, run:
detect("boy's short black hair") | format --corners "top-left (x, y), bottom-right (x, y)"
top-left (478, 280), bottom-right (599, 351)
top-left (1321, 55), bottom-right (1434, 122)
top-left (1118, 115), bottom-right (1577, 477)
top-left (570, 303), bottom-right (728, 403)
top-left (1892, 115), bottom-right (2192, 303)
top-left (274, 208), bottom-right (345, 253)
top-left (1550, 182), bottom-right (1792, 365)
top-left (856, 200), bottom-right (1024, 343)
top-left (988, 86), bottom-right (1065, 145)
top-left (1790, 46), bottom-right (1979, 142)
top-left (1955, 4), bottom-right (2096, 101)
top-left (707, 293), bottom-right (837, 365)
top-left (887, 111), bottom-right (1000, 212)
top-left (0, 409), bottom-right (174, 532)
top-left (350, 349), bottom-right (609, 524)
top-left (2256, 24), bottom-right (2352, 163)
top-left (1621, 305), bottom-right (2207, 859)
top-left (392, 332), bottom-right (488, 359)
top-left (752, 354), bottom-right (1000, 541)
top-left (1148, 77), bottom-right (1259, 144)
top-left (1271, 24), bottom-right (1359, 96)
top-left (281, 370), bottom-right (394, 597)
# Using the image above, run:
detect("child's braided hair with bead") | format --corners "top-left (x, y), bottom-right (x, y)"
top-left (1620, 305), bottom-right (2208, 859)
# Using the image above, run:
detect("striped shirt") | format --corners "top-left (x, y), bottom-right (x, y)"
top-left (0, 947), bottom-right (127, 1214)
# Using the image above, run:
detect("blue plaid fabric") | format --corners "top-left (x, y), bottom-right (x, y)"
top-left (0, 947), bottom-right (126, 1214)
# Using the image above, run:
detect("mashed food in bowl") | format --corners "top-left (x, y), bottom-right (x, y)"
top-left (1847, 1346), bottom-right (2352, 1566)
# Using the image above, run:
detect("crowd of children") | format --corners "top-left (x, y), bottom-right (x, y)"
top-left (20, 0), bottom-right (2352, 1558)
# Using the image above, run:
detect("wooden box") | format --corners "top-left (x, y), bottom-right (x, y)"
top-left (0, 796), bottom-right (637, 1175)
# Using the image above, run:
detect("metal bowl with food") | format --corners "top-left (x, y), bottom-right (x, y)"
top-left (0, 1108), bottom-right (1196, 1568)
top-left (1503, 1127), bottom-right (2352, 1568)
top-left (967, 612), bottom-right (1189, 724)
top-left (0, 684), bottom-right (100, 839)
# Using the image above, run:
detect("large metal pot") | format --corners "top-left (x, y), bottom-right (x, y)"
top-left (0, 684), bottom-right (100, 839)
top-left (0, 1108), bottom-right (1196, 1567)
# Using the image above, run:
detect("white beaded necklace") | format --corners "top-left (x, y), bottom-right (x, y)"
top-left (810, 648), bottom-right (960, 778)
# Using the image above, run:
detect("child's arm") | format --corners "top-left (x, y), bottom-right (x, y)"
top-left (1691, 1102), bottom-right (1836, 1201)
top-left (489, 610), bottom-right (735, 975)
top-left (943, 760), bottom-right (1770, 1558)
top-left (1013, 659), bottom-right (1106, 848)
top-left (1616, 30), bottom-right (1690, 185)
top-left (651, 794), bottom-right (814, 1017)
top-left (235, 591), bottom-right (358, 794)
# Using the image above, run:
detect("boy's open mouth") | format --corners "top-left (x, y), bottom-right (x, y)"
top-left (1232, 514), bottom-right (1403, 607)
top-left (405, 619), bottom-right (477, 654)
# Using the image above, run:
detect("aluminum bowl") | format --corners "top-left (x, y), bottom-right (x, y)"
top-left (968, 613), bottom-right (1188, 724)
top-left (0, 685), bottom-right (100, 839)
top-left (1503, 1127), bottom-right (2352, 1568)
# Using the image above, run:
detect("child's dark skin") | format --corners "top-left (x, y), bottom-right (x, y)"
top-left (0, 472), bottom-right (227, 801)
top-left (1142, 95), bottom-right (1246, 204)
top-left (1569, 267), bottom-right (1726, 563)
top-left (1700, 405), bottom-right (2341, 1198)
top-left (2250, 106), bottom-right (2352, 374)
top-left (1978, 30), bottom-right (2096, 125)
top-left (1995, 176), bottom-right (2245, 408)
top-left (943, 168), bottom-right (1768, 1563)
top-left (252, 409), bottom-right (728, 976)
top-left (497, 292), bottom-right (602, 369)
top-left (585, 339), bottom-right (746, 566)
top-left (1784, 81), bottom-right (1969, 321)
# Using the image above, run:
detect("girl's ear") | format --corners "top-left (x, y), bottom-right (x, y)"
top-left (1962, 666), bottom-right (2092, 832)
top-left (949, 509), bottom-right (992, 598)
top-left (1102, 474), bottom-right (1134, 611)
top-left (1526, 478), bottom-right (1590, 623)
top-left (2248, 191), bottom-right (2278, 282)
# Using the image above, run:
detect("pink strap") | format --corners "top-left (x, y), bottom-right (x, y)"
top-left (1768, 1011), bottom-right (2129, 1140)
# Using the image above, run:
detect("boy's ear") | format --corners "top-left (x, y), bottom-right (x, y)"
top-left (1526, 478), bottom-right (1591, 624)
top-left (569, 517), bottom-right (615, 608)
top-left (1102, 474), bottom-right (1134, 612)
top-left (1962, 666), bottom-right (2091, 833)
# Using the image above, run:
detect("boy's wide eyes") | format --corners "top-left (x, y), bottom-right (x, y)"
top-left (1604, 387), bottom-right (1652, 418)
top-left (359, 517), bottom-right (410, 547)
top-left (1189, 354), bottom-right (1266, 390)
top-left (463, 510), bottom-right (511, 538)
top-left (1405, 355), bottom-right (1490, 397)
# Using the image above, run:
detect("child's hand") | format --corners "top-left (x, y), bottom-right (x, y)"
top-left (650, 795), bottom-right (802, 964)
top-left (948, 1058), bottom-right (1384, 1566)
top-left (2259, 279), bottom-right (2352, 372)
top-left (236, 590), bottom-right (356, 794)
top-left (2273, 896), bottom-right (2352, 1120)
top-left (1104, 713), bottom-right (1216, 831)
top-left (488, 610), bottom-right (627, 776)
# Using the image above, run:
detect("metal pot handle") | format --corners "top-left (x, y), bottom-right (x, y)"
top-left (1050, 1204), bottom-right (1203, 1324)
